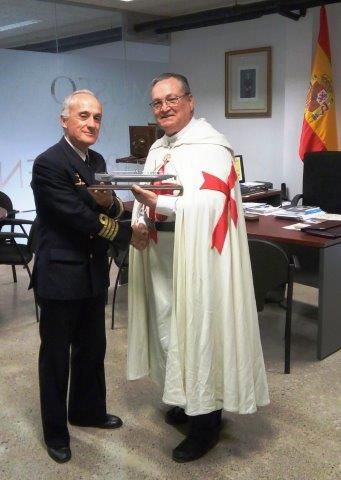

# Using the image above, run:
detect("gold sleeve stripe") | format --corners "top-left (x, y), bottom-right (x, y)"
top-left (98, 214), bottom-right (119, 241)
top-left (113, 196), bottom-right (124, 219)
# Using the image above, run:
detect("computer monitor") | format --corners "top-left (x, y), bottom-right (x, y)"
top-left (233, 155), bottom-right (245, 183)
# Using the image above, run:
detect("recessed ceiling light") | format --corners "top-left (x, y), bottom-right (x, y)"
top-left (0, 20), bottom-right (41, 33)
top-left (120, 1), bottom-right (134, 2)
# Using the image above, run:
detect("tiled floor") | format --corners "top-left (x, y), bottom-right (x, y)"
top-left (0, 264), bottom-right (340, 480)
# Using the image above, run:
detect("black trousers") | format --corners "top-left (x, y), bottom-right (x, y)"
top-left (38, 295), bottom-right (107, 447)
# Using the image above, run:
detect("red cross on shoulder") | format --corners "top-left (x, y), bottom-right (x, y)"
top-left (200, 164), bottom-right (238, 254)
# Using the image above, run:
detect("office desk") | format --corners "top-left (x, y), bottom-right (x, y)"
top-left (122, 199), bottom-right (340, 359)
top-left (122, 189), bottom-right (282, 214)
top-left (246, 215), bottom-right (341, 360)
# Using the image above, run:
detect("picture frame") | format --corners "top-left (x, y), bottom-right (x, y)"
top-left (225, 47), bottom-right (272, 118)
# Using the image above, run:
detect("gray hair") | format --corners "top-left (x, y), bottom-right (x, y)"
top-left (61, 89), bottom-right (99, 117)
top-left (150, 73), bottom-right (191, 95)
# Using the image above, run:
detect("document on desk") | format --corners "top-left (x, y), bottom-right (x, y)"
top-left (243, 203), bottom-right (280, 215)
top-left (281, 212), bottom-right (341, 224)
top-left (283, 223), bottom-right (313, 231)
top-left (243, 202), bottom-right (266, 207)
top-left (309, 212), bottom-right (341, 221)
top-left (282, 217), bottom-right (326, 230)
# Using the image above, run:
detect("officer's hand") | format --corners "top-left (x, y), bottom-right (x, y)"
top-left (131, 185), bottom-right (157, 208)
top-left (88, 182), bottom-right (113, 209)
top-left (130, 223), bottom-right (149, 250)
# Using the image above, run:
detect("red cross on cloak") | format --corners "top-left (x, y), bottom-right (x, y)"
top-left (199, 165), bottom-right (238, 254)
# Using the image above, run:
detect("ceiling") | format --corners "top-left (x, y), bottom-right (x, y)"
top-left (0, 0), bottom-right (121, 48)
top-left (38, 1), bottom-right (257, 17)
top-left (1, 0), bottom-right (340, 50)
top-left (0, 0), bottom-right (256, 49)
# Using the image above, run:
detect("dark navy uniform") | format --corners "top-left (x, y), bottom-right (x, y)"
top-left (31, 137), bottom-right (131, 448)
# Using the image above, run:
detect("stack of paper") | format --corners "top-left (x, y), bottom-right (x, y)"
top-left (243, 203), bottom-right (280, 215)
top-left (306, 212), bottom-right (341, 221)
top-left (275, 206), bottom-right (323, 220)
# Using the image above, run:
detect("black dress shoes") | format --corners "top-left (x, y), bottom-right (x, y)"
top-left (165, 406), bottom-right (189, 425)
top-left (69, 414), bottom-right (123, 429)
top-left (172, 409), bottom-right (222, 462)
top-left (97, 414), bottom-right (123, 429)
top-left (172, 429), bottom-right (220, 463)
top-left (47, 446), bottom-right (71, 463)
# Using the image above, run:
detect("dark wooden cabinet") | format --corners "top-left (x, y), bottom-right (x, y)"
top-left (117, 124), bottom-right (163, 164)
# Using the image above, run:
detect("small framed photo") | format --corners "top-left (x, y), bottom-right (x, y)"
top-left (233, 155), bottom-right (245, 183)
top-left (225, 47), bottom-right (272, 118)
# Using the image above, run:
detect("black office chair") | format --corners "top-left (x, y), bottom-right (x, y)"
top-left (291, 151), bottom-right (341, 213)
top-left (0, 217), bottom-right (39, 322)
top-left (248, 239), bottom-right (299, 374)
top-left (108, 244), bottom-right (129, 330)
top-left (0, 191), bottom-right (18, 282)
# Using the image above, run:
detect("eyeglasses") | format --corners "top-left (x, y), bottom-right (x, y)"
top-left (149, 94), bottom-right (190, 111)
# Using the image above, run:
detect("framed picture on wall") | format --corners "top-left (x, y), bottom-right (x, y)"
top-left (225, 47), bottom-right (272, 118)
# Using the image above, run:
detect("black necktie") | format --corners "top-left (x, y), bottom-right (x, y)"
top-left (85, 153), bottom-right (90, 167)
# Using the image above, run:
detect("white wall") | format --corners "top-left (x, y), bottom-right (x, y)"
top-left (282, 14), bottom-right (313, 197)
top-left (0, 41), bottom-right (170, 209)
top-left (170, 5), bottom-right (341, 197)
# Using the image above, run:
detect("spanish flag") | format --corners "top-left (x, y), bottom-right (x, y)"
top-left (299, 6), bottom-right (339, 160)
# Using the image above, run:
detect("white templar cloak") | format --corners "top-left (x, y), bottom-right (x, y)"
top-left (127, 118), bottom-right (269, 415)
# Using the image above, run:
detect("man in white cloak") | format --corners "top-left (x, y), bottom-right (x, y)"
top-left (128, 73), bottom-right (269, 463)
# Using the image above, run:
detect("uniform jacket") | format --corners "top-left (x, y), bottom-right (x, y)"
top-left (31, 137), bottom-right (131, 300)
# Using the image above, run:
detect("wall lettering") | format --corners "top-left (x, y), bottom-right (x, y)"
top-left (0, 161), bottom-right (23, 188)
top-left (51, 76), bottom-right (77, 104)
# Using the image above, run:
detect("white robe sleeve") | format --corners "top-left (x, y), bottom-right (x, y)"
top-left (156, 195), bottom-right (178, 216)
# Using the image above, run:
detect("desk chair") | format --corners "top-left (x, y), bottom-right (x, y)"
top-left (0, 217), bottom-right (39, 322)
top-left (0, 191), bottom-right (17, 282)
top-left (108, 245), bottom-right (129, 330)
top-left (248, 239), bottom-right (298, 373)
top-left (291, 151), bottom-right (341, 213)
